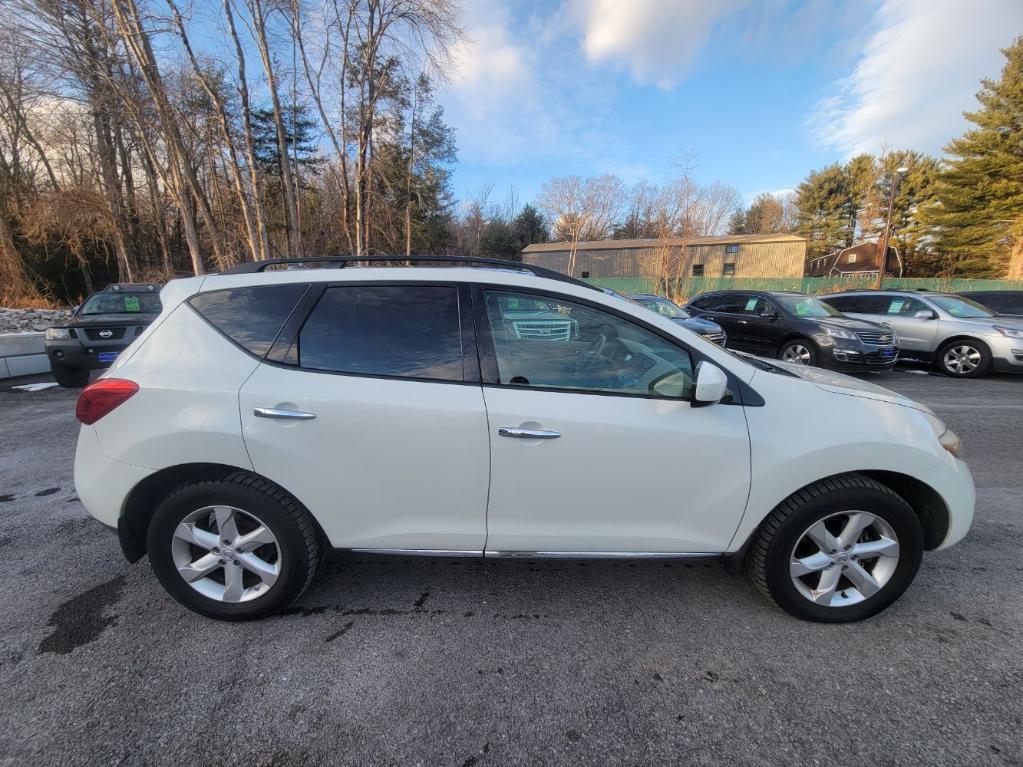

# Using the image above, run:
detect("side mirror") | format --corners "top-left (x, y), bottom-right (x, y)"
top-left (759, 310), bottom-right (778, 319)
top-left (913, 310), bottom-right (936, 320)
top-left (692, 362), bottom-right (728, 406)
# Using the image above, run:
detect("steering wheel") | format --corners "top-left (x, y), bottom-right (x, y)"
top-left (587, 333), bottom-right (607, 358)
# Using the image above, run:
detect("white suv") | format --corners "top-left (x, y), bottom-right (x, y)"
top-left (73, 257), bottom-right (975, 622)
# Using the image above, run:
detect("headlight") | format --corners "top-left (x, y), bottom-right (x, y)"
top-left (923, 412), bottom-right (963, 457)
top-left (993, 325), bottom-right (1023, 338)
top-left (824, 326), bottom-right (857, 340)
top-left (45, 328), bottom-right (71, 341)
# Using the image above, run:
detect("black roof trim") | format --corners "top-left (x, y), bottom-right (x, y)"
top-left (217, 255), bottom-right (600, 292)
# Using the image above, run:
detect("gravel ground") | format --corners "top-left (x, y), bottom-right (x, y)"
top-left (0, 367), bottom-right (1020, 766)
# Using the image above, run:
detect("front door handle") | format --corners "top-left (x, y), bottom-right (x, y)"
top-left (254, 407), bottom-right (317, 421)
top-left (499, 427), bottom-right (560, 439)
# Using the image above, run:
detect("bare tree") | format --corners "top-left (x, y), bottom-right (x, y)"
top-left (537, 174), bottom-right (626, 276)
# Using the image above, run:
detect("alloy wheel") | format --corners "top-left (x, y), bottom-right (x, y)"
top-left (789, 511), bottom-right (900, 607)
top-left (171, 505), bottom-right (281, 603)
top-left (782, 344), bottom-right (812, 364)
top-left (942, 344), bottom-right (981, 375)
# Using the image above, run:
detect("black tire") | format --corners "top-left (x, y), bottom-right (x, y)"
top-left (778, 338), bottom-right (819, 367)
top-left (748, 474), bottom-right (924, 623)
top-left (51, 363), bottom-right (90, 388)
top-left (935, 338), bottom-right (991, 378)
top-left (147, 472), bottom-right (321, 620)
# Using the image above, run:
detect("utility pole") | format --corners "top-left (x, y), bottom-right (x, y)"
top-left (875, 166), bottom-right (909, 289)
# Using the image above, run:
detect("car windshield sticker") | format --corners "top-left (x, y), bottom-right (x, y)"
top-left (124, 295), bottom-right (141, 312)
top-left (745, 297), bottom-right (758, 312)
top-left (888, 300), bottom-right (904, 314)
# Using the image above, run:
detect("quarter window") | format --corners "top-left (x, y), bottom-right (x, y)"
top-left (298, 285), bottom-right (463, 381)
top-left (190, 284), bottom-right (307, 357)
top-left (484, 290), bottom-right (693, 399)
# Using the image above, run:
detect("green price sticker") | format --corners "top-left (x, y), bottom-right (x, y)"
top-left (124, 295), bottom-right (141, 312)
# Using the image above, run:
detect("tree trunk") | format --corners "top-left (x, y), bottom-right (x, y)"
top-left (249, 0), bottom-right (302, 258)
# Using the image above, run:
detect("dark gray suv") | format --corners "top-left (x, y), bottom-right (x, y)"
top-left (44, 283), bottom-right (162, 387)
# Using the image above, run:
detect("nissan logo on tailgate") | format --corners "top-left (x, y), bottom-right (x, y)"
top-left (98, 330), bottom-right (113, 339)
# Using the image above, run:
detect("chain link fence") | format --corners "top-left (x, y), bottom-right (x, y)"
top-left (589, 275), bottom-right (1023, 303)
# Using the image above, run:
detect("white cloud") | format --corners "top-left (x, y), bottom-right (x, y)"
top-left (569, 0), bottom-right (750, 89)
top-left (810, 0), bottom-right (1023, 156)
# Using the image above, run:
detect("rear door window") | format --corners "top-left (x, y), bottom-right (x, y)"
top-left (711, 294), bottom-right (753, 314)
top-left (298, 285), bottom-right (464, 381)
top-left (190, 284), bottom-right (307, 357)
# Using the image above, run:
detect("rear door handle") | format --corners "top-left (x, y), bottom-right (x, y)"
top-left (254, 407), bottom-right (317, 421)
top-left (499, 427), bottom-right (560, 439)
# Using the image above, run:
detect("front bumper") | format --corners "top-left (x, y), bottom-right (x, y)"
top-left (988, 334), bottom-right (1023, 372)
top-left (926, 456), bottom-right (975, 550)
top-left (823, 344), bottom-right (899, 371)
top-left (45, 340), bottom-right (130, 370)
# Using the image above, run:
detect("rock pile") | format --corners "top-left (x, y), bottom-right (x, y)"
top-left (0, 307), bottom-right (74, 334)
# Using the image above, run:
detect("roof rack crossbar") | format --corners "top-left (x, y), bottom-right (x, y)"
top-left (218, 255), bottom-right (599, 291)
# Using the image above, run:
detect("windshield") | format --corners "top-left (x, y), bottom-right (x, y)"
top-left (774, 295), bottom-right (843, 318)
top-left (79, 292), bottom-right (162, 315)
top-left (928, 295), bottom-right (997, 319)
top-left (637, 298), bottom-right (690, 320)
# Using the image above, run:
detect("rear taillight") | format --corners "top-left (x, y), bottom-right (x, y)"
top-left (75, 379), bottom-right (139, 425)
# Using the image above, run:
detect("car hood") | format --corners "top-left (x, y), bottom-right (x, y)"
top-left (673, 317), bottom-right (721, 334)
top-left (814, 316), bottom-right (887, 331)
top-left (761, 357), bottom-right (931, 413)
top-left (947, 315), bottom-right (1023, 329)
top-left (70, 313), bottom-right (160, 327)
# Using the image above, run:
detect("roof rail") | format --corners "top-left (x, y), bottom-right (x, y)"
top-left (217, 255), bottom-right (599, 291)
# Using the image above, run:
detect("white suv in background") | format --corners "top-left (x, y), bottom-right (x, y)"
top-left (73, 257), bottom-right (974, 623)
top-left (822, 290), bottom-right (1023, 378)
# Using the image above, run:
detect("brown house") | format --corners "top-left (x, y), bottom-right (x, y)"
top-left (806, 242), bottom-right (902, 278)
top-left (522, 234), bottom-right (808, 280)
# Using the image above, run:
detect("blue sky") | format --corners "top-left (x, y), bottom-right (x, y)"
top-left (440, 0), bottom-right (1023, 207)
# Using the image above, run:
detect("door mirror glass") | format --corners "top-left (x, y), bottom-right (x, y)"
top-left (693, 362), bottom-right (728, 405)
top-left (913, 310), bottom-right (936, 320)
top-left (759, 309), bottom-right (778, 319)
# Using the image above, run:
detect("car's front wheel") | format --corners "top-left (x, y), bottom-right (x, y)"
top-left (779, 338), bottom-right (818, 366)
top-left (936, 339), bottom-right (991, 378)
top-left (749, 474), bottom-right (923, 622)
top-left (147, 472), bottom-right (322, 620)
top-left (51, 363), bottom-right (90, 388)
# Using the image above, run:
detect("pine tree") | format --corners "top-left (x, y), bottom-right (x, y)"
top-left (926, 37), bottom-right (1023, 277)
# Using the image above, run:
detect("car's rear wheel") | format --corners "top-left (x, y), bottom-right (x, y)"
top-left (51, 363), bottom-right (90, 388)
top-left (749, 474), bottom-right (923, 622)
top-left (147, 473), bottom-right (322, 620)
top-left (779, 338), bottom-right (818, 366)
top-left (936, 339), bottom-right (991, 378)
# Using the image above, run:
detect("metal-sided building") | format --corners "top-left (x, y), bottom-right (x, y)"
top-left (521, 234), bottom-right (808, 281)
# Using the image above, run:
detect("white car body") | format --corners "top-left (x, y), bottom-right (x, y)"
top-left (75, 266), bottom-right (974, 569)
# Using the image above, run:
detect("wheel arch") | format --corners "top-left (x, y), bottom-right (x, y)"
top-left (936, 334), bottom-right (991, 354)
top-left (725, 469), bottom-right (951, 573)
top-left (118, 463), bottom-right (325, 563)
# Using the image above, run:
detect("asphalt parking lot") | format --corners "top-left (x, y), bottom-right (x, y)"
top-left (0, 368), bottom-right (1020, 766)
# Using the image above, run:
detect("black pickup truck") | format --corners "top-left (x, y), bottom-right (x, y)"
top-left (44, 283), bottom-right (162, 387)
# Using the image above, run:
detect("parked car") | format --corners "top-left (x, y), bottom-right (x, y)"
top-left (685, 290), bottom-right (898, 371)
top-left (44, 283), bottom-right (162, 387)
top-left (628, 293), bottom-right (727, 345)
top-left (74, 256), bottom-right (973, 624)
top-left (821, 290), bottom-right (1023, 378)
top-left (958, 290), bottom-right (1023, 319)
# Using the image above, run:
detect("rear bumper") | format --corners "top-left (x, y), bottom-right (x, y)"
top-left (74, 426), bottom-right (153, 529)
